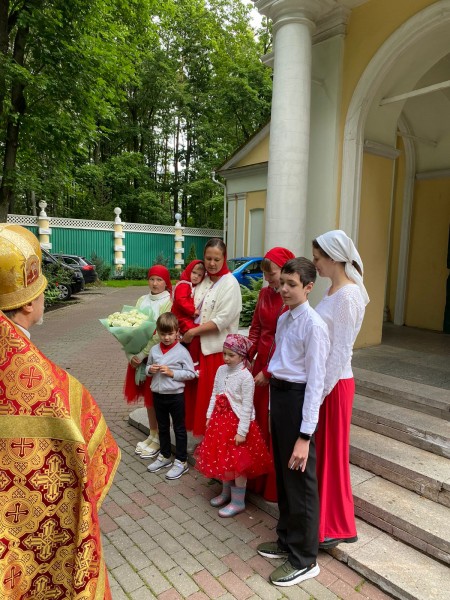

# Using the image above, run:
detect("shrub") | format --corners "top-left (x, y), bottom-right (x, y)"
top-left (90, 253), bottom-right (112, 281)
top-left (239, 278), bottom-right (263, 328)
top-left (152, 252), bottom-right (169, 267)
top-left (42, 263), bottom-right (72, 308)
top-left (186, 243), bottom-right (197, 263)
top-left (169, 267), bottom-right (180, 280)
top-left (123, 265), bottom-right (148, 280)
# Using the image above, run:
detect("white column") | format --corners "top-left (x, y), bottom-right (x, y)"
top-left (256, 0), bottom-right (333, 255)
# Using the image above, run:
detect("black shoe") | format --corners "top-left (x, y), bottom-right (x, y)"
top-left (257, 541), bottom-right (289, 559)
top-left (270, 560), bottom-right (320, 587)
top-left (319, 536), bottom-right (358, 549)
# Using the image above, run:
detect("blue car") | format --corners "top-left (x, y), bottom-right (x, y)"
top-left (228, 257), bottom-right (263, 287)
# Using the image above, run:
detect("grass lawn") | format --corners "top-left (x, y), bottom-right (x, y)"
top-left (102, 280), bottom-right (148, 287)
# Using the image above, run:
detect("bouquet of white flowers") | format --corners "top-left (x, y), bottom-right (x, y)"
top-left (99, 305), bottom-right (157, 355)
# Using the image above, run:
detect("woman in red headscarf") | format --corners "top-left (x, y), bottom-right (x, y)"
top-left (125, 265), bottom-right (173, 459)
top-left (182, 238), bottom-right (242, 437)
top-left (247, 247), bottom-right (295, 502)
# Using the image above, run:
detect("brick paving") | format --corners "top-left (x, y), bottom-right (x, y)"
top-left (32, 286), bottom-right (394, 600)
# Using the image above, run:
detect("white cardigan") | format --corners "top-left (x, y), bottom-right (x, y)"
top-left (194, 273), bottom-right (242, 355)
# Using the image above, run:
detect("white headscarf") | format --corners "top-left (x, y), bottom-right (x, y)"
top-left (315, 230), bottom-right (370, 306)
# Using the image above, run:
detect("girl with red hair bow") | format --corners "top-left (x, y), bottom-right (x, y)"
top-left (125, 265), bottom-right (173, 459)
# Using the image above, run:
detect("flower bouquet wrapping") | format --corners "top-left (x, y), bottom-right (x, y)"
top-left (99, 305), bottom-right (157, 357)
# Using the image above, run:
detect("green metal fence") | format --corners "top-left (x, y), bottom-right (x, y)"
top-left (7, 215), bottom-right (222, 269)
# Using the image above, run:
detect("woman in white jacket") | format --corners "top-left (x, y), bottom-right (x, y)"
top-left (182, 238), bottom-right (242, 436)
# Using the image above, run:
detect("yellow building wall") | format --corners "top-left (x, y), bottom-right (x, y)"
top-left (235, 136), bottom-right (269, 168)
top-left (356, 153), bottom-right (395, 347)
top-left (244, 191), bottom-right (266, 253)
top-left (337, 0), bottom-right (436, 209)
top-left (386, 138), bottom-right (406, 319)
top-left (405, 178), bottom-right (450, 330)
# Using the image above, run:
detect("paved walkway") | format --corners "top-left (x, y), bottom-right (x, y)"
top-left (32, 287), bottom-right (392, 600)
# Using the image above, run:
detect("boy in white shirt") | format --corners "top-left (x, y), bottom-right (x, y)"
top-left (145, 313), bottom-right (196, 479)
top-left (257, 258), bottom-right (330, 587)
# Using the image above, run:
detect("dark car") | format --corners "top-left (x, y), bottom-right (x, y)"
top-left (227, 257), bottom-right (263, 287)
top-left (53, 253), bottom-right (98, 284)
top-left (41, 249), bottom-right (85, 300)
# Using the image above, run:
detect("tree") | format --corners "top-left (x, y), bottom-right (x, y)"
top-left (1, 0), bottom-right (272, 227)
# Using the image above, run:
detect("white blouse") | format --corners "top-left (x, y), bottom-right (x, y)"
top-left (194, 273), bottom-right (242, 355)
top-left (315, 284), bottom-right (365, 398)
top-left (206, 363), bottom-right (255, 437)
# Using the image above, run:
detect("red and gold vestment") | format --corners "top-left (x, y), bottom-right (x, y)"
top-left (0, 314), bottom-right (120, 599)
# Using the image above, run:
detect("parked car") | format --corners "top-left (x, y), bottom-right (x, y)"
top-left (41, 249), bottom-right (85, 300)
top-left (53, 253), bottom-right (98, 284)
top-left (228, 257), bottom-right (263, 287)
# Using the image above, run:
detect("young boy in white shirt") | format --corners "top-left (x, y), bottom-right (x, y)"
top-left (145, 313), bottom-right (196, 479)
top-left (257, 257), bottom-right (330, 587)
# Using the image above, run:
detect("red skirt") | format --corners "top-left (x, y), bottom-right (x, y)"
top-left (247, 357), bottom-right (278, 502)
top-left (194, 394), bottom-right (273, 481)
top-left (192, 352), bottom-right (224, 436)
top-left (123, 364), bottom-right (153, 407)
top-left (316, 378), bottom-right (356, 542)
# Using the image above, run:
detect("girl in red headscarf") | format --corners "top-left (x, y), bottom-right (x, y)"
top-left (194, 334), bottom-right (272, 518)
top-left (171, 259), bottom-right (205, 430)
top-left (171, 259), bottom-right (205, 364)
top-left (247, 247), bottom-right (295, 502)
top-left (125, 265), bottom-right (173, 459)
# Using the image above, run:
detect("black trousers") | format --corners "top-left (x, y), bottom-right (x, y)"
top-left (153, 392), bottom-right (187, 462)
top-left (270, 379), bottom-right (319, 568)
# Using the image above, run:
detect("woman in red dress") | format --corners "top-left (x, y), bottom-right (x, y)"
top-left (247, 247), bottom-right (294, 502)
top-left (182, 238), bottom-right (242, 437)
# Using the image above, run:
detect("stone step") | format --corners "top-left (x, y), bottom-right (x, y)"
top-left (354, 367), bottom-right (450, 421)
top-left (332, 518), bottom-right (450, 600)
top-left (350, 425), bottom-right (450, 507)
top-left (352, 394), bottom-right (450, 459)
top-left (351, 464), bottom-right (450, 565)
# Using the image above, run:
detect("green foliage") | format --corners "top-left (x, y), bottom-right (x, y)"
top-left (152, 252), bottom-right (169, 267)
top-left (239, 278), bottom-right (263, 328)
top-left (123, 265), bottom-right (148, 280)
top-left (42, 262), bottom-right (72, 308)
top-left (169, 267), bottom-right (180, 280)
top-left (90, 252), bottom-right (112, 281)
top-left (1, 0), bottom-right (272, 226)
top-left (186, 243), bottom-right (197, 263)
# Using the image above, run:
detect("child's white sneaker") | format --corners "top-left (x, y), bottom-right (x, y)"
top-left (147, 453), bottom-right (172, 473)
top-left (165, 459), bottom-right (189, 480)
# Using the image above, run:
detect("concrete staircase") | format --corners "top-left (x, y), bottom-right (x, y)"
top-left (334, 367), bottom-right (450, 600)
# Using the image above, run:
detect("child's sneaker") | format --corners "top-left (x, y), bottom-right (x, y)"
top-left (147, 453), bottom-right (172, 473)
top-left (165, 459), bottom-right (189, 480)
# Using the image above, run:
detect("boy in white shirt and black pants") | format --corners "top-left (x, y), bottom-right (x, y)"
top-left (145, 313), bottom-right (196, 479)
top-left (257, 258), bottom-right (330, 587)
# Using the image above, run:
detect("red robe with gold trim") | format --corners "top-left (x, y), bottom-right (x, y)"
top-left (0, 313), bottom-right (120, 599)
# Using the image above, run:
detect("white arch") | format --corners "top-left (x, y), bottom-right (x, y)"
top-left (340, 0), bottom-right (450, 242)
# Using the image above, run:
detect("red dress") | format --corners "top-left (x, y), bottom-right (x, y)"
top-left (247, 286), bottom-right (287, 502)
top-left (195, 394), bottom-right (273, 481)
top-left (171, 280), bottom-right (201, 364)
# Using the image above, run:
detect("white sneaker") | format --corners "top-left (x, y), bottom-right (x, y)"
top-left (135, 435), bottom-right (153, 455)
top-left (140, 439), bottom-right (160, 459)
top-left (147, 453), bottom-right (172, 473)
top-left (166, 459), bottom-right (189, 480)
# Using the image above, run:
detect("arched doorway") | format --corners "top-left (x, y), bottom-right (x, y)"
top-left (340, 1), bottom-right (450, 341)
